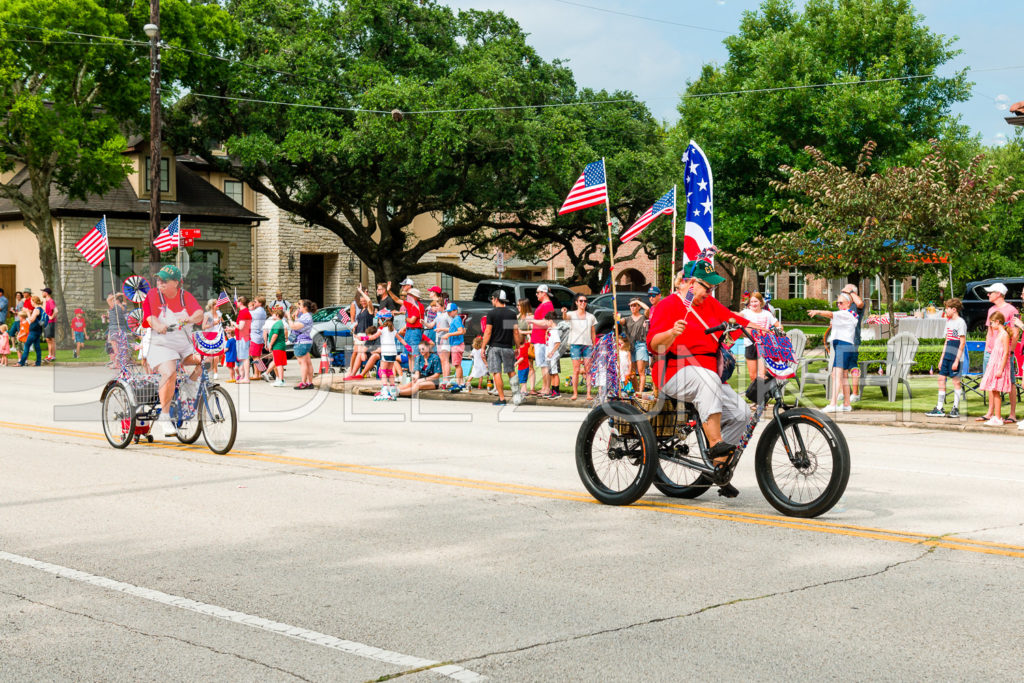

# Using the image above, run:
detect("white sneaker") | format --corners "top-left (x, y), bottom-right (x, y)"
top-left (984, 417), bottom-right (1003, 427)
top-left (821, 403), bottom-right (838, 413)
top-left (850, 394), bottom-right (860, 403)
top-left (160, 418), bottom-right (177, 437)
top-left (213, 371), bottom-right (218, 379)
top-left (273, 379), bottom-right (285, 387)
top-left (840, 405), bottom-right (852, 412)
top-left (1017, 421), bottom-right (1024, 431)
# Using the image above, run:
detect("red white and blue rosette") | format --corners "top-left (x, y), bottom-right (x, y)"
top-left (122, 275), bottom-right (151, 303)
top-left (193, 330), bottom-right (227, 357)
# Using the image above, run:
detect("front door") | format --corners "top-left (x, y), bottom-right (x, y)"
top-left (299, 253), bottom-right (325, 308)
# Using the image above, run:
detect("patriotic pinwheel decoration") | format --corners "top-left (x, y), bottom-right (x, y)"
top-left (122, 276), bottom-right (151, 303)
top-left (125, 308), bottom-right (144, 334)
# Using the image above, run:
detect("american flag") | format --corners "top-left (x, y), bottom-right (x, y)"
top-left (622, 187), bottom-right (674, 243)
top-left (680, 286), bottom-right (695, 308)
top-left (558, 161), bottom-right (608, 214)
top-left (337, 307), bottom-right (351, 324)
top-left (75, 217), bottom-right (108, 267)
top-left (251, 355), bottom-right (267, 373)
top-left (682, 141), bottom-right (714, 261)
top-left (153, 216), bottom-right (181, 252)
top-left (215, 291), bottom-right (230, 307)
top-left (599, 277), bottom-right (611, 294)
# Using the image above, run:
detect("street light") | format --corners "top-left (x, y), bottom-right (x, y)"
top-left (145, 14), bottom-right (161, 270)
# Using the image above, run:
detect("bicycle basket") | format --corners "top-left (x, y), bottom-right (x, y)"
top-left (128, 374), bottom-right (161, 406)
top-left (614, 395), bottom-right (679, 439)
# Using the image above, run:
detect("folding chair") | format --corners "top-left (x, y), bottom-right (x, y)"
top-left (961, 340), bottom-right (987, 403)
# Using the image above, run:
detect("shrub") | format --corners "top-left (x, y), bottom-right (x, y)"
top-left (770, 298), bottom-right (831, 322)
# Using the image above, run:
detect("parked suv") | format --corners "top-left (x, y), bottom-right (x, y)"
top-left (961, 277), bottom-right (1024, 331)
top-left (452, 280), bottom-right (614, 337)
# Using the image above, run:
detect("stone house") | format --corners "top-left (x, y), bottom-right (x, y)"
top-left (0, 139), bottom-right (264, 319)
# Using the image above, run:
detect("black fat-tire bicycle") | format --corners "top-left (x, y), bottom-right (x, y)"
top-left (576, 322), bottom-right (850, 518)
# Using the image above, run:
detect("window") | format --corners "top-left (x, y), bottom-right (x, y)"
top-left (788, 269), bottom-right (805, 299)
top-left (555, 267), bottom-right (565, 281)
top-left (757, 272), bottom-right (777, 299)
top-left (870, 277), bottom-right (903, 305)
top-left (223, 180), bottom-right (243, 205)
top-left (189, 249), bottom-right (222, 302)
top-left (440, 274), bottom-right (453, 297)
top-left (101, 247), bottom-right (135, 299)
top-left (144, 157), bottom-right (170, 193)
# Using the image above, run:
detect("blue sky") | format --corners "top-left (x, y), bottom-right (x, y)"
top-left (442, 0), bottom-right (1020, 146)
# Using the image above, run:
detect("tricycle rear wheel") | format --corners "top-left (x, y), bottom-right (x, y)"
top-left (576, 401), bottom-right (657, 506)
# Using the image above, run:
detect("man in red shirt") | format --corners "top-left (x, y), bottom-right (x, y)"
top-left (142, 265), bottom-right (204, 436)
top-left (647, 260), bottom-right (748, 496)
top-left (403, 287), bottom-right (425, 365)
top-left (234, 295), bottom-right (252, 383)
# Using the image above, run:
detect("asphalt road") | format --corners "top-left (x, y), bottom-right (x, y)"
top-left (1, 366), bottom-right (1022, 681)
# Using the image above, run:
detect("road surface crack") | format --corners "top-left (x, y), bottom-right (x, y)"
top-left (453, 547), bottom-right (935, 668)
top-left (0, 588), bottom-right (314, 682)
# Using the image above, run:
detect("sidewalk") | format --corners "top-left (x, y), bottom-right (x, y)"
top-left (312, 372), bottom-right (1024, 435)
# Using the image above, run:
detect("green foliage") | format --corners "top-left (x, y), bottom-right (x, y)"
top-left (672, 0), bottom-right (970, 272)
top-left (169, 0), bottom-right (671, 289)
top-left (771, 298), bottom-right (831, 322)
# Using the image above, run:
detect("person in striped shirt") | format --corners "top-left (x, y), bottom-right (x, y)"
top-left (926, 299), bottom-right (967, 419)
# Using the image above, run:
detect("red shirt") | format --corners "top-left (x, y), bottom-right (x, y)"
top-left (235, 306), bottom-right (252, 341)
top-left (141, 287), bottom-right (202, 328)
top-left (71, 316), bottom-right (87, 333)
top-left (403, 298), bottom-right (424, 329)
top-left (516, 343), bottom-right (530, 370)
top-left (23, 298), bottom-right (34, 311)
top-left (646, 292), bottom-right (747, 384)
top-left (531, 300), bottom-right (553, 344)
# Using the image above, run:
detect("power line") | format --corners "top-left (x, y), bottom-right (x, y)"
top-left (547, 0), bottom-right (730, 34)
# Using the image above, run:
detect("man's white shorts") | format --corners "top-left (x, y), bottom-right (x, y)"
top-left (662, 365), bottom-right (748, 445)
top-left (533, 343), bottom-right (548, 370)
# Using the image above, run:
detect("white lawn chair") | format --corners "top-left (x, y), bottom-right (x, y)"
top-left (857, 332), bottom-right (919, 402)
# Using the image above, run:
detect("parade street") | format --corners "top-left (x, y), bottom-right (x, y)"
top-left (1, 366), bottom-right (1023, 681)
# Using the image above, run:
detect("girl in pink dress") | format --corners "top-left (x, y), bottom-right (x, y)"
top-left (0, 324), bottom-right (10, 366)
top-left (980, 311), bottom-right (1013, 426)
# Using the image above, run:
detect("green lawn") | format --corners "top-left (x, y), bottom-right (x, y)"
top-left (6, 339), bottom-right (111, 364)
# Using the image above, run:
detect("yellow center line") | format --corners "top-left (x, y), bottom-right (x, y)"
top-left (4, 420), bottom-right (1023, 559)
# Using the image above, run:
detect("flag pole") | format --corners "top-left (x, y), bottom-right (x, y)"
top-left (670, 183), bottom-right (678, 287)
top-left (103, 215), bottom-right (117, 298)
top-left (601, 159), bottom-right (622, 388)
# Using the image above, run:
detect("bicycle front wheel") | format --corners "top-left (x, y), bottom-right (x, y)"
top-left (754, 408), bottom-right (850, 518)
top-left (575, 401), bottom-right (657, 506)
top-left (102, 383), bottom-right (134, 449)
top-left (200, 386), bottom-right (237, 454)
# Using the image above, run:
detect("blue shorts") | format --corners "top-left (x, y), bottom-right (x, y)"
top-left (293, 342), bottom-right (312, 358)
top-left (404, 328), bottom-right (423, 354)
top-left (570, 344), bottom-right (592, 360)
top-left (74, 331), bottom-right (85, 343)
top-left (631, 341), bottom-right (649, 362)
top-left (831, 340), bottom-right (858, 370)
top-left (938, 348), bottom-right (968, 378)
top-left (517, 368), bottom-right (529, 384)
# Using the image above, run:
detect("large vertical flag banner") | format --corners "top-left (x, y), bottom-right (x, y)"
top-left (621, 187), bottom-right (674, 243)
top-left (558, 161), bottom-right (608, 214)
top-left (75, 216), bottom-right (109, 267)
top-left (153, 215), bottom-right (181, 252)
top-left (682, 141), bottom-right (713, 261)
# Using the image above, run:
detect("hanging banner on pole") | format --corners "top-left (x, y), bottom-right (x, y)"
top-left (682, 141), bottom-right (714, 262)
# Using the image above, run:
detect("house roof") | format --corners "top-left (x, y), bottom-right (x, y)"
top-left (1008, 100), bottom-right (1024, 127)
top-left (0, 158), bottom-right (265, 224)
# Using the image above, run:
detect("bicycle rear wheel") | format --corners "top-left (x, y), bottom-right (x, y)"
top-left (754, 408), bottom-right (850, 518)
top-left (575, 401), bottom-right (657, 506)
top-left (654, 428), bottom-right (712, 499)
top-left (175, 384), bottom-right (202, 444)
top-left (200, 386), bottom-right (237, 454)
top-left (102, 383), bottom-right (134, 449)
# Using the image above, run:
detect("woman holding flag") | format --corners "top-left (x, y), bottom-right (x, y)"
top-left (646, 256), bottom-right (749, 498)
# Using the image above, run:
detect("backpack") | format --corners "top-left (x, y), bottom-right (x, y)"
top-left (38, 309), bottom-right (49, 327)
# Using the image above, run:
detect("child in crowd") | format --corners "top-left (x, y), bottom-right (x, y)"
top-left (980, 311), bottom-right (1012, 427)
top-left (71, 308), bottom-right (88, 359)
top-left (926, 298), bottom-right (967, 419)
top-left (467, 336), bottom-right (487, 392)
top-left (516, 342), bottom-right (531, 393)
top-left (16, 310), bottom-right (29, 352)
top-left (266, 308), bottom-right (288, 387)
top-left (544, 310), bottom-right (562, 399)
top-left (618, 336), bottom-right (633, 394)
top-left (0, 324), bottom-right (9, 366)
top-left (374, 310), bottom-right (401, 400)
top-left (224, 322), bottom-right (238, 382)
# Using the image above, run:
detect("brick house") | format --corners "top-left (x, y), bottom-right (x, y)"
top-left (0, 140), bottom-right (264, 319)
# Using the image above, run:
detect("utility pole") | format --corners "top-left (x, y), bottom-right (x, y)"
top-left (145, 4), bottom-right (161, 272)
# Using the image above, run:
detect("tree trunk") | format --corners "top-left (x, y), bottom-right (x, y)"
top-left (880, 268), bottom-right (896, 338)
top-left (717, 253), bottom-right (744, 309)
top-left (25, 201), bottom-right (73, 349)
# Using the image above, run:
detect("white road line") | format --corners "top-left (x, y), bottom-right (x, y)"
top-left (0, 550), bottom-right (484, 681)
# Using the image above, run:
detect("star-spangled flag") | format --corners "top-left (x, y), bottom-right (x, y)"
top-left (153, 215), bottom-right (181, 252)
top-left (215, 291), bottom-right (230, 308)
top-left (337, 307), bottom-right (351, 324)
top-left (621, 187), bottom-right (674, 243)
top-left (75, 216), bottom-right (108, 267)
top-left (682, 141), bottom-right (713, 261)
top-left (558, 161), bottom-right (608, 214)
top-left (251, 355), bottom-right (267, 373)
top-left (599, 276), bottom-right (611, 294)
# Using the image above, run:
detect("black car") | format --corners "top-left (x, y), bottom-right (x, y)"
top-left (961, 277), bottom-right (1024, 331)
